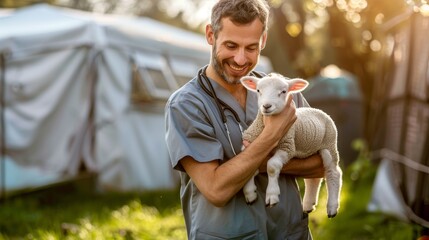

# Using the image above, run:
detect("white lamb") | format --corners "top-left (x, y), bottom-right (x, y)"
top-left (240, 73), bottom-right (342, 218)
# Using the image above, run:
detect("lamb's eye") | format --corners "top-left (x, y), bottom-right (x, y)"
top-left (257, 89), bottom-right (260, 93)
top-left (281, 90), bottom-right (287, 94)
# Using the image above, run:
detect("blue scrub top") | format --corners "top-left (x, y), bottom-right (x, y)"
top-left (165, 71), bottom-right (312, 240)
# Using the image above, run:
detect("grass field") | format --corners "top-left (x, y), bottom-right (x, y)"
top-left (0, 143), bottom-right (425, 239)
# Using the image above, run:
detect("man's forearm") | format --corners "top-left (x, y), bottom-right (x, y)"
top-left (181, 128), bottom-right (283, 207)
top-left (213, 129), bottom-right (285, 197)
top-left (258, 154), bottom-right (324, 178)
top-left (283, 154), bottom-right (324, 178)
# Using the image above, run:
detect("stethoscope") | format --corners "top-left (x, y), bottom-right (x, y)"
top-left (197, 65), bottom-right (263, 155)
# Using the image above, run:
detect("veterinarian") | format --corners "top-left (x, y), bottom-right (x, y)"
top-left (165, 0), bottom-right (324, 239)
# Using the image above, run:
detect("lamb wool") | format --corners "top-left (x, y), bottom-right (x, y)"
top-left (240, 73), bottom-right (343, 218)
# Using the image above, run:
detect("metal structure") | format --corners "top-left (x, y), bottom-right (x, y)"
top-left (368, 11), bottom-right (429, 228)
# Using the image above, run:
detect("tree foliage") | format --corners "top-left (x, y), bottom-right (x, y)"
top-left (0, 0), bottom-right (56, 8)
top-left (53, 0), bottom-right (206, 33)
top-left (265, 0), bottom-right (408, 79)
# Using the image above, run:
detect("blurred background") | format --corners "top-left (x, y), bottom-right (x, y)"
top-left (0, 0), bottom-right (428, 239)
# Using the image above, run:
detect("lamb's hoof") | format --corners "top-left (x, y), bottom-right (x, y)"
top-left (327, 209), bottom-right (338, 218)
top-left (245, 192), bottom-right (258, 204)
top-left (327, 203), bottom-right (339, 218)
top-left (303, 204), bottom-right (316, 213)
top-left (265, 195), bottom-right (279, 207)
top-left (266, 202), bottom-right (278, 208)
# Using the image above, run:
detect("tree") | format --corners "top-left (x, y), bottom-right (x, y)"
top-left (265, 0), bottom-right (409, 140)
top-left (0, 0), bottom-right (56, 8)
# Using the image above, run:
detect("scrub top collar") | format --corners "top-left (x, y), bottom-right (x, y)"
top-left (203, 75), bottom-right (259, 129)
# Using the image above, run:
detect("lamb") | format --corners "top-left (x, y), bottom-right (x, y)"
top-left (240, 73), bottom-right (342, 218)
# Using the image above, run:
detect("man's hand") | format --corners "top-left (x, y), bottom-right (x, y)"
top-left (262, 94), bottom-right (297, 144)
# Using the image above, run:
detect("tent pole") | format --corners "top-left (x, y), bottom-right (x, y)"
top-left (398, 13), bottom-right (416, 206)
top-left (0, 52), bottom-right (5, 201)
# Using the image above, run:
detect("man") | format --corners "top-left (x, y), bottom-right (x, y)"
top-left (165, 0), bottom-right (324, 239)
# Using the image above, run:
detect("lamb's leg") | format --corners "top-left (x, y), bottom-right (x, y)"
top-left (243, 170), bottom-right (259, 204)
top-left (320, 148), bottom-right (343, 218)
top-left (266, 149), bottom-right (289, 207)
top-left (303, 178), bottom-right (322, 213)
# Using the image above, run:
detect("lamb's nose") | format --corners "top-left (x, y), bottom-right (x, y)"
top-left (263, 104), bottom-right (272, 109)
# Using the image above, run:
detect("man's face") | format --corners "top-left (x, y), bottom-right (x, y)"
top-left (207, 18), bottom-right (267, 85)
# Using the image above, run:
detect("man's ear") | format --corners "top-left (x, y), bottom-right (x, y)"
top-left (261, 31), bottom-right (268, 50)
top-left (206, 24), bottom-right (214, 45)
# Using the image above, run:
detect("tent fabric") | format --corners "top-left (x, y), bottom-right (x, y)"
top-left (0, 5), bottom-right (100, 194)
top-left (96, 110), bottom-right (176, 190)
top-left (367, 159), bottom-right (409, 221)
top-left (3, 156), bottom-right (62, 191)
top-left (0, 4), bottom-right (274, 195)
top-left (0, 6), bottom-right (104, 58)
top-left (4, 47), bottom-right (95, 173)
top-left (0, 4), bottom-right (212, 194)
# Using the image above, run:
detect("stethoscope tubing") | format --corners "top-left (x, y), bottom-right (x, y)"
top-left (197, 66), bottom-right (262, 155)
top-left (198, 66), bottom-right (241, 124)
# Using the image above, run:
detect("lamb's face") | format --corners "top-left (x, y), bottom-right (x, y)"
top-left (240, 73), bottom-right (309, 116)
top-left (256, 76), bottom-right (290, 116)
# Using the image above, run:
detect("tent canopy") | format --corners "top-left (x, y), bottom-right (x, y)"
top-left (0, 4), bottom-right (273, 195)
top-left (0, 4), bottom-right (210, 195)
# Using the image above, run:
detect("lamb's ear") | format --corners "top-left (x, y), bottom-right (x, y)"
top-left (240, 76), bottom-right (259, 92)
top-left (288, 78), bottom-right (309, 93)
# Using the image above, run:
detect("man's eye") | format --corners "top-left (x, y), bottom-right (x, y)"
top-left (226, 43), bottom-right (236, 49)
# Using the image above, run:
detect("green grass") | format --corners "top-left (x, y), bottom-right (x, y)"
top-left (0, 141), bottom-right (424, 239)
top-left (0, 183), bottom-right (186, 240)
top-left (306, 140), bottom-right (422, 240)
top-left (307, 161), bottom-right (418, 240)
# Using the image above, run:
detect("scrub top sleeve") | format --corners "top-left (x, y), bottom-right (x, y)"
top-left (165, 98), bottom-right (224, 172)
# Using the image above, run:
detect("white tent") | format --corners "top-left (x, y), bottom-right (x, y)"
top-left (0, 5), bottom-right (103, 195)
top-left (0, 4), bottom-right (273, 195)
top-left (0, 4), bottom-right (206, 195)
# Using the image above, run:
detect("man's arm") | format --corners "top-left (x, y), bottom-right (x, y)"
top-left (242, 140), bottom-right (325, 178)
top-left (181, 94), bottom-right (297, 207)
top-left (283, 155), bottom-right (324, 178)
top-left (258, 154), bottom-right (324, 178)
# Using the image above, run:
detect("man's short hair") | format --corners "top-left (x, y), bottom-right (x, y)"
top-left (210, 0), bottom-right (270, 38)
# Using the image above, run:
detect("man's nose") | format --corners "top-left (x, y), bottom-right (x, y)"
top-left (234, 49), bottom-right (247, 65)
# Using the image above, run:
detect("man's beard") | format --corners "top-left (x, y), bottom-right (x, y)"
top-left (211, 43), bottom-right (254, 85)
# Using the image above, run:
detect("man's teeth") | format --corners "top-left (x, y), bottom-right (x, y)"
top-left (230, 65), bottom-right (245, 71)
